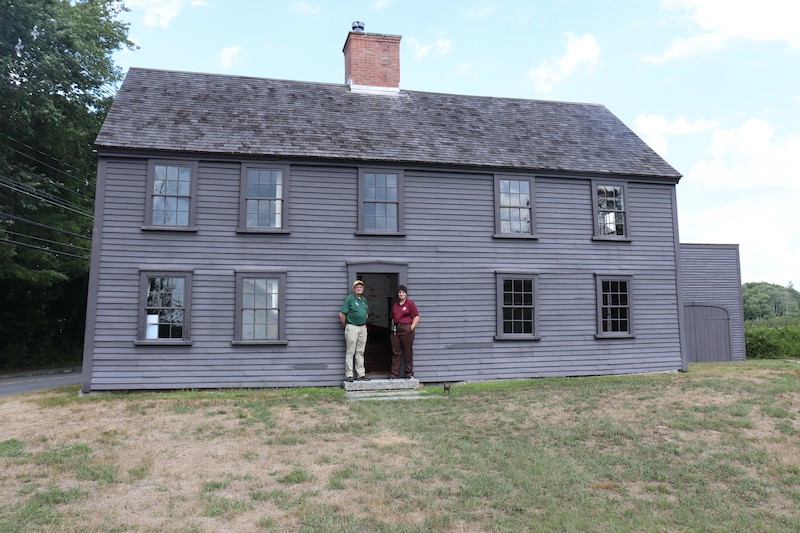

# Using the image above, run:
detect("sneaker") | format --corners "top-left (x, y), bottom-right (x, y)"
top-left (406, 374), bottom-right (414, 380)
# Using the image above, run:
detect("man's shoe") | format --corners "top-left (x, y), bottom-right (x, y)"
top-left (346, 376), bottom-right (354, 382)
top-left (357, 375), bottom-right (368, 381)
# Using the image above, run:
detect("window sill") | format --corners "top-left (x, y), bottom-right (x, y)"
top-left (592, 236), bottom-right (631, 242)
top-left (355, 231), bottom-right (406, 237)
top-left (141, 226), bottom-right (198, 232)
top-left (495, 335), bottom-right (541, 341)
top-left (595, 334), bottom-right (635, 340)
top-left (493, 233), bottom-right (538, 240)
top-left (232, 340), bottom-right (289, 346)
top-left (135, 340), bottom-right (193, 346)
top-left (236, 229), bottom-right (291, 235)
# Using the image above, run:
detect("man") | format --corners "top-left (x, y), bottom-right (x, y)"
top-left (339, 279), bottom-right (369, 382)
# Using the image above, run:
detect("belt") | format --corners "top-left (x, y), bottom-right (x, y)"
top-left (347, 323), bottom-right (366, 326)
top-left (396, 322), bottom-right (412, 326)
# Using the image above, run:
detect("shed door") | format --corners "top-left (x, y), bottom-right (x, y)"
top-left (684, 304), bottom-right (732, 363)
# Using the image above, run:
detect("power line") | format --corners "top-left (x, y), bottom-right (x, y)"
top-left (0, 134), bottom-right (95, 191)
top-left (0, 175), bottom-right (93, 218)
top-left (1, 152), bottom-right (95, 203)
top-left (3, 229), bottom-right (90, 252)
top-left (0, 211), bottom-right (92, 241)
top-left (0, 237), bottom-right (90, 261)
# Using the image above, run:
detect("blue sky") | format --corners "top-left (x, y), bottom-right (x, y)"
top-left (115, 0), bottom-right (800, 286)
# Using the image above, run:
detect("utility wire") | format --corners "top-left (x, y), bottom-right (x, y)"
top-left (2, 154), bottom-right (95, 203)
top-left (0, 135), bottom-right (95, 191)
top-left (2, 229), bottom-right (90, 252)
top-left (0, 211), bottom-right (92, 241)
top-left (0, 236), bottom-right (90, 261)
top-left (0, 174), bottom-right (92, 216)
top-left (0, 176), bottom-right (93, 218)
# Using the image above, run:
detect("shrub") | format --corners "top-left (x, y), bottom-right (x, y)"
top-left (745, 323), bottom-right (800, 359)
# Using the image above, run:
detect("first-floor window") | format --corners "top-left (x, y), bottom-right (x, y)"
top-left (596, 274), bottom-right (633, 337)
top-left (235, 271), bottom-right (286, 343)
top-left (496, 272), bottom-right (539, 339)
top-left (140, 271), bottom-right (192, 341)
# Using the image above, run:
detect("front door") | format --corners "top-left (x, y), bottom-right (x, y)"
top-left (357, 272), bottom-right (398, 376)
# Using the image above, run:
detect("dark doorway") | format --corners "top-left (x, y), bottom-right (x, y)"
top-left (357, 272), bottom-right (398, 377)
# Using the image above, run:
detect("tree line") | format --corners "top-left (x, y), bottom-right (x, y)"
top-left (0, 0), bottom-right (132, 371)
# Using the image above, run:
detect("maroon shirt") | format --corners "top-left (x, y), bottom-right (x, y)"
top-left (391, 299), bottom-right (419, 324)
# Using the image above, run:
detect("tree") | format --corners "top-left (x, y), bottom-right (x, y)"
top-left (0, 0), bottom-right (132, 369)
top-left (743, 282), bottom-right (800, 321)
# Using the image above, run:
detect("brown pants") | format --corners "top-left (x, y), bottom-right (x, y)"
top-left (390, 323), bottom-right (415, 377)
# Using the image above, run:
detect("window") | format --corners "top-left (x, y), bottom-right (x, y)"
top-left (234, 271), bottom-right (287, 344)
top-left (593, 182), bottom-right (628, 238)
top-left (145, 161), bottom-right (198, 229)
top-left (495, 176), bottom-right (535, 237)
top-left (359, 169), bottom-right (403, 234)
top-left (495, 273), bottom-right (539, 340)
top-left (596, 274), bottom-right (633, 337)
top-left (239, 165), bottom-right (290, 232)
top-left (139, 271), bottom-right (192, 343)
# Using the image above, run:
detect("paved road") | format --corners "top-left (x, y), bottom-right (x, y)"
top-left (0, 368), bottom-right (82, 397)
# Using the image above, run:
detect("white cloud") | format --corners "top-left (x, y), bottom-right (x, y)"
top-left (634, 114), bottom-right (718, 157)
top-left (291, 2), bottom-right (321, 15)
top-left (464, 6), bottom-right (497, 20)
top-left (406, 37), bottom-right (453, 60)
top-left (373, 0), bottom-right (394, 9)
top-left (456, 63), bottom-right (479, 79)
top-left (680, 118), bottom-right (800, 284)
top-left (687, 118), bottom-right (800, 189)
top-left (527, 33), bottom-right (600, 94)
top-left (218, 45), bottom-right (241, 70)
top-left (126, 0), bottom-right (205, 29)
top-left (645, 0), bottom-right (800, 63)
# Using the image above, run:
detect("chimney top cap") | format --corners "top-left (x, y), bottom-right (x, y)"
top-left (351, 21), bottom-right (365, 32)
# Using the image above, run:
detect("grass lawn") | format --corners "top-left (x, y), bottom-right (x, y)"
top-left (1, 360), bottom-right (798, 532)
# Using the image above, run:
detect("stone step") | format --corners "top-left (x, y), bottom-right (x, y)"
top-left (342, 377), bottom-right (419, 392)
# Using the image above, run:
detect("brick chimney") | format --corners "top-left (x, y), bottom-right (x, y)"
top-left (343, 22), bottom-right (401, 95)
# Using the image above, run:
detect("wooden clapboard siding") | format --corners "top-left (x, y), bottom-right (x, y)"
top-left (83, 154), bottom-right (686, 390)
top-left (680, 243), bottom-right (745, 361)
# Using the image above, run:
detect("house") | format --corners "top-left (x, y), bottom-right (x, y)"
top-left (80, 24), bottom-right (741, 392)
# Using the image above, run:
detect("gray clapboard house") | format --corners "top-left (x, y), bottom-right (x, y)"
top-left (81, 26), bottom-right (737, 392)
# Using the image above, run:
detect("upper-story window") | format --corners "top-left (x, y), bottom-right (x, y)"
top-left (239, 165), bottom-right (290, 232)
top-left (494, 176), bottom-right (535, 238)
top-left (145, 161), bottom-right (198, 229)
top-left (359, 169), bottom-right (403, 234)
top-left (593, 182), bottom-right (628, 239)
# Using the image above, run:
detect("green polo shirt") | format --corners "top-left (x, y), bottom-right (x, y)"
top-left (340, 293), bottom-right (368, 326)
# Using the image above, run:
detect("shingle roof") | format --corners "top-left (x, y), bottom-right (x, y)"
top-left (96, 67), bottom-right (681, 179)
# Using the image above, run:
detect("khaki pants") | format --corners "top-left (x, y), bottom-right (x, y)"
top-left (344, 324), bottom-right (367, 378)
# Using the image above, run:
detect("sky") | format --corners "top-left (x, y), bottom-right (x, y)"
top-left (114, 0), bottom-right (800, 287)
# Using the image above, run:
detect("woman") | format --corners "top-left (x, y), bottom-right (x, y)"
top-left (389, 285), bottom-right (420, 379)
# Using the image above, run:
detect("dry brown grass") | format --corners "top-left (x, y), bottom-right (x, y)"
top-left (1, 361), bottom-right (799, 532)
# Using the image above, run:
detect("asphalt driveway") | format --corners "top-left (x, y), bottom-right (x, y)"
top-left (0, 367), bottom-right (82, 397)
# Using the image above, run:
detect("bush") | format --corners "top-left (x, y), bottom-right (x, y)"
top-left (745, 323), bottom-right (800, 359)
